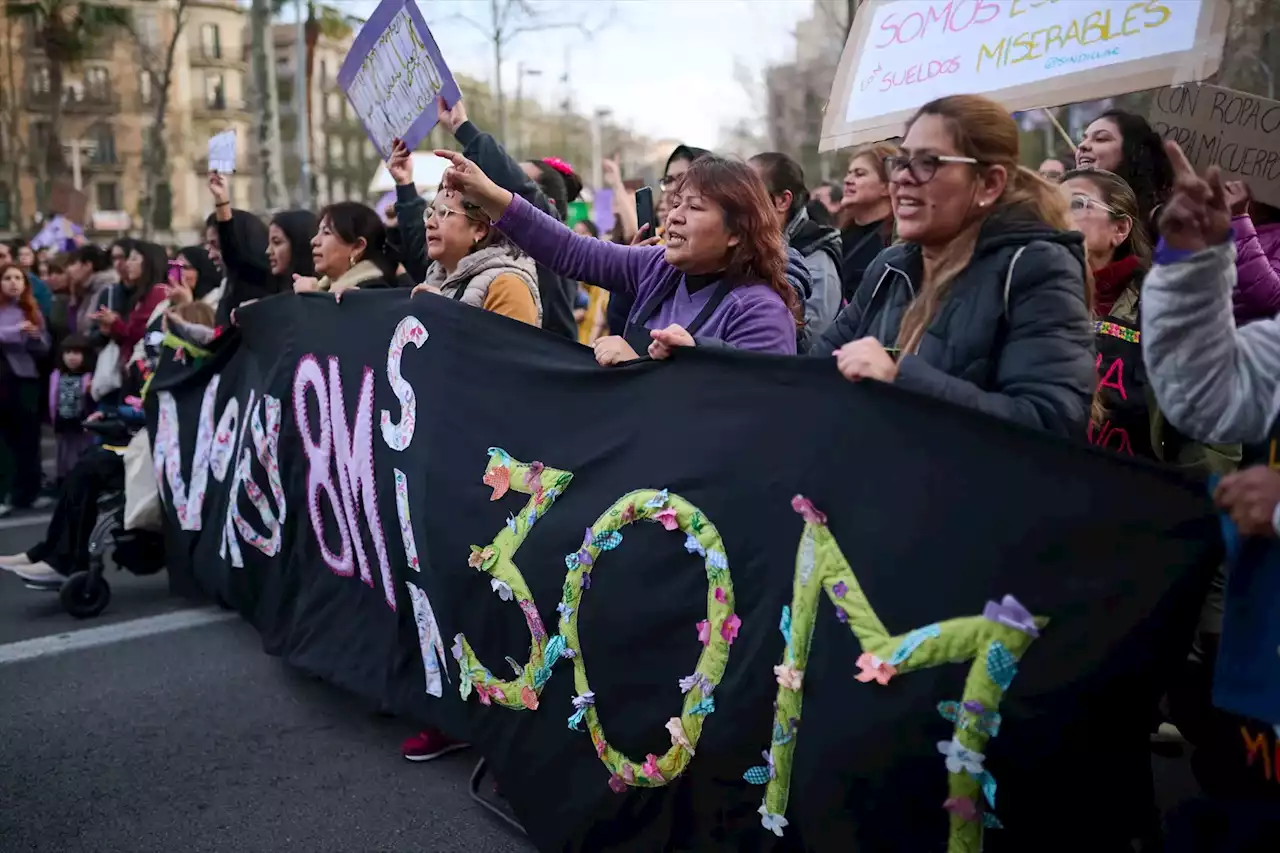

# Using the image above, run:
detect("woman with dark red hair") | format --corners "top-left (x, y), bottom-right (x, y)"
top-left (427, 149), bottom-right (800, 363)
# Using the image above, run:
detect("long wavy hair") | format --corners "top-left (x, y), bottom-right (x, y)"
top-left (670, 155), bottom-right (800, 322)
top-left (1089, 109), bottom-right (1173, 229)
top-left (895, 94), bottom-right (1085, 355)
top-left (0, 262), bottom-right (42, 326)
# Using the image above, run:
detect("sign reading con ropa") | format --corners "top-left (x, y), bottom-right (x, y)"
top-left (820, 0), bottom-right (1231, 151)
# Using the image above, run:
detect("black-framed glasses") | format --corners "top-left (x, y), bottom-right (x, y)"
top-left (884, 153), bottom-right (980, 184)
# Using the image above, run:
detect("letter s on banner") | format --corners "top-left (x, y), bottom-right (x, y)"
top-left (382, 316), bottom-right (428, 452)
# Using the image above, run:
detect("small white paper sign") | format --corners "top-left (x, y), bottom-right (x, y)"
top-left (208, 130), bottom-right (237, 173)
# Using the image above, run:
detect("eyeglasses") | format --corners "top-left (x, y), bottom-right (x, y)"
top-left (884, 153), bottom-right (980, 184)
top-left (1069, 194), bottom-right (1119, 216)
top-left (426, 203), bottom-right (474, 223)
top-left (1040, 170), bottom-right (1065, 182)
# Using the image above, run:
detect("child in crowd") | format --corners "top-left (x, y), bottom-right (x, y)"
top-left (49, 334), bottom-right (96, 485)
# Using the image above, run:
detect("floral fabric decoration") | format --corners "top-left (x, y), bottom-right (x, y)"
top-left (453, 450), bottom-right (574, 712)
top-left (854, 652), bottom-right (897, 685)
top-left (742, 495), bottom-right (1045, 851)
top-left (555, 487), bottom-right (736, 791)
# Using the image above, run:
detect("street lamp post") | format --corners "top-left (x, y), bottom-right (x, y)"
top-left (515, 63), bottom-right (542, 159)
top-left (590, 107), bottom-right (611, 192)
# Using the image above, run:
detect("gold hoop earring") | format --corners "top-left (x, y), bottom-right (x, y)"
top-left (348, 255), bottom-right (356, 269)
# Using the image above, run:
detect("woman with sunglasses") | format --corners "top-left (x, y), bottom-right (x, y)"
top-left (812, 94), bottom-right (1094, 437)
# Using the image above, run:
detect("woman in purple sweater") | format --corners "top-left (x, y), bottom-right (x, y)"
top-left (430, 150), bottom-right (800, 363)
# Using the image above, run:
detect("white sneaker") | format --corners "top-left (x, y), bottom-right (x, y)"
top-left (13, 562), bottom-right (62, 585)
top-left (30, 496), bottom-right (55, 511)
top-left (0, 553), bottom-right (33, 569)
top-left (0, 503), bottom-right (11, 519)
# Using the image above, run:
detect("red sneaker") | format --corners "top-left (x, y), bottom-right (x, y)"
top-left (401, 729), bottom-right (470, 762)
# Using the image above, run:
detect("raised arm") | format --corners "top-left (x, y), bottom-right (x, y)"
top-left (1143, 141), bottom-right (1280, 445)
top-left (1144, 241), bottom-right (1280, 444)
top-left (438, 98), bottom-right (556, 220)
top-left (387, 139), bottom-right (430, 284)
top-left (435, 149), bottom-right (662, 299)
top-left (209, 172), bottom-right (270, 293)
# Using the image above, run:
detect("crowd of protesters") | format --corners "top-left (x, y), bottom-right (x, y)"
top-left (2, 89), bottom-right (1280, 849)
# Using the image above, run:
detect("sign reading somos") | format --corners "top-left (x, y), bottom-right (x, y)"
top-left (1149, 84), bottom-right (1280, 209)
top-left (820, 0), bottom-right (1231, 151)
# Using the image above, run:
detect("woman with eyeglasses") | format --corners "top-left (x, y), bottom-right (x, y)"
top-left (812, 94), bottom-right (1094, 437)
top-left (386, 143), bottom-right (540, 325)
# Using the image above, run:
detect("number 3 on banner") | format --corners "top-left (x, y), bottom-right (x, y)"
top-left (452, 448), bottom-right (574, 711)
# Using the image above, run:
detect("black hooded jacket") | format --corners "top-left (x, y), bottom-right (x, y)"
top-left (213, 209), bottom-right (317, 326)
top-left (812, 208), bottom-right (1095, 437)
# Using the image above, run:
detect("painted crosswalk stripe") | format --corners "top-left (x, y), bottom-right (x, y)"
top-left (0, 608), bottom-right (238, 666)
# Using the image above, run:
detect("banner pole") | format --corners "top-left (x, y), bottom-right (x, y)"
top-left (1042, 108), bottom-right (1077, 153)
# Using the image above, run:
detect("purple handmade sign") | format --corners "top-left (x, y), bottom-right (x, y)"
top-left (337, 0), bottom-right (461, 160)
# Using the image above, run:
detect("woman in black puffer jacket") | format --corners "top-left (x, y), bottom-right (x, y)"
top-left (812, 94), bottom-right (1094, 438)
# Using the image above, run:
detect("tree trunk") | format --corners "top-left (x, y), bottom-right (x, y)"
top-left (2, 14), bottom-right (25, 229)
top-left (46, 59), bottom-right (68, 180)
top-left (251, 0), bottom-right (288, 211)
top-left (1221, 0), bottom-right (1273, 97)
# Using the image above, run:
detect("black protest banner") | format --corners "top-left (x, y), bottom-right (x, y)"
top-left (1149, 83), bottom-right (1280, 208)
top-left (148, 290), bottom-right (1220, 852)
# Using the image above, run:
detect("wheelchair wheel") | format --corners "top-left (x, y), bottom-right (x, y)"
top-left (60, 571), bottom-right (111, 619)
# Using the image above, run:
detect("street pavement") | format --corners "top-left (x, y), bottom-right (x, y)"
top-left (0, 511), bottom-right (534, 853)
top-left (0, 493), bottom-right (1201, 853)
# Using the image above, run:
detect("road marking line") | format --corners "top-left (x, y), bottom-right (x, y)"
top-left (0, 513), bottom-right (53, 532)
top-left (0, 608), bottom-right (239, 666)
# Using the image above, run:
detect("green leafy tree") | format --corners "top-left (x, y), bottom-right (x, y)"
top-left (4, 0), bottom-right (130, 179)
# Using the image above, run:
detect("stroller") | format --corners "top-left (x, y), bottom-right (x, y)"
top-left (27, 413), bottom-right (166, 618)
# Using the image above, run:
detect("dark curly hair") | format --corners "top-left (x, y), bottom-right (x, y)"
top-left (669, 155), bottom-right (799, 323)
top-left (1090, 110), bottom-right (1173, 229)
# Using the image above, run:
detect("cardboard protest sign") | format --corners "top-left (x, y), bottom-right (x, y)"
top-left (149, 291), bottom-right (1221, 852)
top-left (208, 129), bottom-right (237, 173)
top-left (1149, 84), bottom-right (1280, 208)
top-left (338, 0), bottom-right (461, 160)
top-left (821, 0), bottom-right (1231, 151)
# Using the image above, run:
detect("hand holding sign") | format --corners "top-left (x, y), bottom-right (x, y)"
top-left (1160, 140), bottom-right (1232, 255)
top-left (1215, 466), bottom-right (1280, 538)
top-left (387, 138), bottom-right (414, 187)
top-left (436, 95), bottom-right (467, 136)
top-left (208, 130), bottom-right (237, 174)
top-left (434, 149), bottom-right (512, 221)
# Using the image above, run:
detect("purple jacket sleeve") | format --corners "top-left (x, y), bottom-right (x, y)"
top-left (48, 369), bottom-right (60, 423)
top-left (1232, 215), bottom-right (1280, 324)
top-left (493, 194), bottom-right (664, 300)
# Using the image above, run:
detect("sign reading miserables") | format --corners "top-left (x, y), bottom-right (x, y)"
top-left (820, 0), bottom-right (1231, 150)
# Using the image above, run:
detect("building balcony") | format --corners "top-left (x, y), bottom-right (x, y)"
top-left (27, 90), bottom-right (121, 114)
top-left (83, 157), bottom-right (126, 174)
top-left (188, 48), bottom-right (246, 70)
top-left (192, 96), bottom-right (249, 118)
